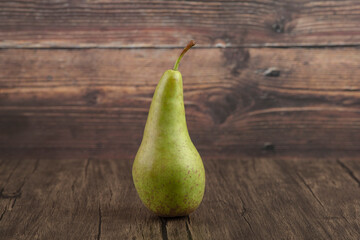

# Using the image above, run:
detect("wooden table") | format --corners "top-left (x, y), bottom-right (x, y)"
top-left (1, 1), bottom-right (360, 239)
top-left (1, 154), bottom-right (360, 239)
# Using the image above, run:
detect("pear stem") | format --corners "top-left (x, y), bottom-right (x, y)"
top-left (173, 40), bottom-right (196, 71)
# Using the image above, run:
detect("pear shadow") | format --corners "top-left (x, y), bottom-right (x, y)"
top-left (158, 216), bottom-right (189, 221)
top-left (158, 215), bottom-right (190, 239)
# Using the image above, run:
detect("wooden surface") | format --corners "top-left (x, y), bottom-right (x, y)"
top-left (0, 156), bottom-right (360, 239)
top-left (1, 0), bottom-right (360, 239)
top-left (1, 0), bottom-right (360, 48)
top-left (1, 48), bottom-right (360, 158)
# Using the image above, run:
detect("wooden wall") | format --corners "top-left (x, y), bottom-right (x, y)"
top-left (1, 0), bottom-right (360, 159)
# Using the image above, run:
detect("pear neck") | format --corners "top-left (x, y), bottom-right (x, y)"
top-left (143, 70), bottom-right (189, 140)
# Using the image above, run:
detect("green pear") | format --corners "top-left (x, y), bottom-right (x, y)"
top-left (132, 41), bottom-right (205, 217)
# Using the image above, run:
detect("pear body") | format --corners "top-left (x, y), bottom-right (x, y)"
top-left (132, 70), bottom-right (205, 217)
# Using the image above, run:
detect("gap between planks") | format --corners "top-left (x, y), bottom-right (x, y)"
top-left (1, 43), bottom-right (360, 50)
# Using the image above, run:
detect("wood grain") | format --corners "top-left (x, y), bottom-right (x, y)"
top-left (1, 156), bottom-right (359, 239)
top-left (1, 48), bottom-right (360, 158)
top-left (1, 1), bottom-right (359, 239)
top-left (1, 0), bottom-right (360, 48)
top-left (0, 49), bottom-right (360, 159)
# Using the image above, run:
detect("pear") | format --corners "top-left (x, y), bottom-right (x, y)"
top-left (132, 41), bottom-right (205, 217)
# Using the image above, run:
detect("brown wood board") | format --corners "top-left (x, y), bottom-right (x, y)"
top-left (1, 48), bottom-right (360, 158)
top-left (0, 156), bottom-right (359, 239)
top-left (1, 0), bottom-right (360, 48)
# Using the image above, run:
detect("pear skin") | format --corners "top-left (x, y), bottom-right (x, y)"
top-left (132, 41), bottom-right (205, 217)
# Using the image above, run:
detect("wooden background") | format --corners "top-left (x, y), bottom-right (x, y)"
top-left (1, 1), bottom-right (360, 239)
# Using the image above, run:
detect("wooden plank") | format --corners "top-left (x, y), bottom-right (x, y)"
top-left (199, 157), bottom-right (360, 239)
top-left (0, 157), bottom-right (23, 225)
top-left (338, 157), bottom-right (360, 188)
top-left (0, 158), bottom-right (101, 239)
top-left (95, 158), bottom-right (162, 239)
top-left (1, 0), bottom-right (360, 48)
top-left (291, 157), bottom-right (360, 236)
top-left (1, 48), bottom-right (360, 158)
top-left (1, 156), bottom-right (359, 239)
